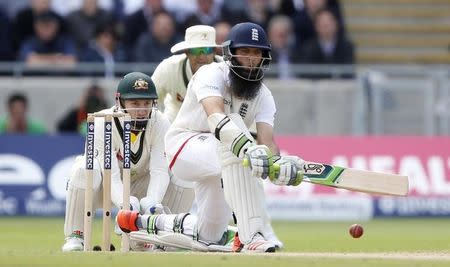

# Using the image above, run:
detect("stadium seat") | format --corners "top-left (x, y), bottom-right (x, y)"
top-left (341, 0), bottom-right (450, 63)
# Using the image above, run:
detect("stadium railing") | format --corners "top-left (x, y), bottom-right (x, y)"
top-left (0, 62), bottom-right (448, 135)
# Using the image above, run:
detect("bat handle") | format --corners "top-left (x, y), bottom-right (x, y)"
top-left (242, 158), bottom-right (250, 167)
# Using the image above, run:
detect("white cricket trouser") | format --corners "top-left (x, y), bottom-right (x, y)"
top-left (166, 133), bottom-right (232, 243)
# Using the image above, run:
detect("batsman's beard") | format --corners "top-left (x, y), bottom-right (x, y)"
top-left (228, 68), bottom-right (262, 101)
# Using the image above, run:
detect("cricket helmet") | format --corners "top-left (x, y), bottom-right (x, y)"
top-left (116, 72), bottom-right (158, 100)
top-left (222, 22), bottom-right (272, 81)
top-left (116, 72), bottom-right (158, 131)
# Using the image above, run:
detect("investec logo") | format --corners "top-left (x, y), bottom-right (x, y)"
top-left (86, 122), bottom-right (95, 170)
top-left (123, 121), bottom-right (131, 169)
top-left (104, 121), bottom-right (112, 169)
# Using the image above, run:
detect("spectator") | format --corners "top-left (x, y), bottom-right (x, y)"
top-left (292, 0), bottom-right (344, 49)
top-left (327, 0), bottom-right (345, 26)
top-left (183, 0), bottom-right (247, 31)
top-left (0, 92), bottom-right (47, 134)
top-left (163, 0), bottom-right (197, 24)
top-left (213, 20), bottom-right (231, 55)
top-left (267, 15), bottom-right (298, 79)
top-left (18, 11), bottom-right (76, 66)
top-left (66, 0), bottom-right (114, 51)
top-left (183, 0), bottom-right (221, 28)
top-left (51, 0), bottom-right (113, 16)
top-left (0, 7), bottom-right (13, 61)
top-left (244, 0), bottom-right (274, 31)
top-left (79, 23), bottom-right (127, 77)
top-left (123, 0), bottom-right (167, 50)
top-left (121, 0), bottom-right (149, 16)
top-left (57, 84), bottom-right (108, 134)
top-left (300, 8), bottom-right (354, 78)
top-left (133, 11), bottom-right (179, 62)
top-left (2, 0), bottom-right (29, 19)
top-left (12, 0), bottom-right (66, 55)
top-left (271, 0), bottom-right (297, 17)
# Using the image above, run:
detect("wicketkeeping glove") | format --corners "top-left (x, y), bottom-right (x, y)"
top-left (270, 155), bottom-right (304, 186)
top-left (114, 196), bottom-right (140, 235)
top-left (139, 196), bottom-right (165, 215)
top-left (129, 196), bottom-right (140, 211)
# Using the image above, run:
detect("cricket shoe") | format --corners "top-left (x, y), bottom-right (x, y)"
top-left (62, 231), bottom-right (84, 252)
top-left (264, 227), bottom-right (284, 250)
top-left (232, 232), bottom-right (276, 253)
top-left (116, 210), bottom-right (140, 233)
top-left (114, 221), bottom-right (123, 236)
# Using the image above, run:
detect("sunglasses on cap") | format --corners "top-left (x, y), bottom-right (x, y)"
top-left (189, 47), bottom-right (214, 56)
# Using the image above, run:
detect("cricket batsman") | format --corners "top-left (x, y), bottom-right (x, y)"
top-left (117, 22), bottom-right (303, 253)
top-left (152, 24), bottom-right (285, 248)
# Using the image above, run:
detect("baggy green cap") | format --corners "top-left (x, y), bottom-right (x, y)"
top-left (116, 72), bottom-right (158, 100)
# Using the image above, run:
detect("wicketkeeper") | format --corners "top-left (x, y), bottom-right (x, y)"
top-left (62, 72), bottom-right (174, 251)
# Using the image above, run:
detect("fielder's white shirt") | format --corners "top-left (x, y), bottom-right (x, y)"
top-left (165, 61), bottom-right (276, 151)
top-left (90, 106), bottom-right (170, 208)
top-left (152, 54), bottom-right (222, 122)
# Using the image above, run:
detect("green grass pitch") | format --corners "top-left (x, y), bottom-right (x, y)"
top-left (1, 217), bottom-right (449, 266)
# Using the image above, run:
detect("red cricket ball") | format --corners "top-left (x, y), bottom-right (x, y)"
top-left (349, 224), bottom-right (364, 238)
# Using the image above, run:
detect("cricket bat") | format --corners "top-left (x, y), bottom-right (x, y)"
top-left (300, 162), bottom-right (409, 196)
top-left (244, 158), bottom-right (409, 196)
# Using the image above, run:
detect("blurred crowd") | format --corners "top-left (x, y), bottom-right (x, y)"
top-left (0, 0), bottom-right (356, 135)
top-left (0, 84), bottom-right (109, 135)
top-left (0, 0), bottom-right (355, 76)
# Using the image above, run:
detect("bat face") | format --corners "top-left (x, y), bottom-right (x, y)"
top-left (244, 158), bottom-right (409, 196)
top-left (302, 162), bottom-right (409, 196)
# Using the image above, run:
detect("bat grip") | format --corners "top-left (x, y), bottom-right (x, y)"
top-left (242, 158), bottom-right (250, 167)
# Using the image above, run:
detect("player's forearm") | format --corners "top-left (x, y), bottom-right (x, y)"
top-left (110, 155), bottom-right (124, 208)
top-left (146, 118), bottom-right (171, 203)
top-left (201, 96), bottom-right (225, 116)
top-left (256, 136), bottom-right (279, 155)
top-left (146, 170), bottom-right (170, 203)
top-left (256, 122), bottom-right (279, 155)
top-left (267, 142), bottom-right (279, 156)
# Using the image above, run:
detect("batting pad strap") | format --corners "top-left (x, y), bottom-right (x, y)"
top-left (147, 215), bottom-right (158, 234)
top-left (173, 213), bottom-right (190, 234)
top-left (207, 113), bottom-right (254, 158)
top-left (214, 115), bottom-right (230, 140)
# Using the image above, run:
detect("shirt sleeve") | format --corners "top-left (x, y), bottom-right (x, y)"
top-left (110, 150), bottom-right (124, 208)
top-left (18, 40), bottom-right (34, 61)
top-left (152, 60), bottom-right (169, 104)
top-left (146, 113), bottom-right (171, 203)
top-left (255, 88), bottom-right (276, 127)
top-left (92, 116), bottom-right (124, 208)
top-left (62, 38), bottom-right (76, 56)
top-left (193, 64), bottom-right (225, 102)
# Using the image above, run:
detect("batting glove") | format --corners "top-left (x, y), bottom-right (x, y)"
top-left (244, 145), bottom-right (274, 179)
top-left (270, 155), bottom-right (304, 186)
